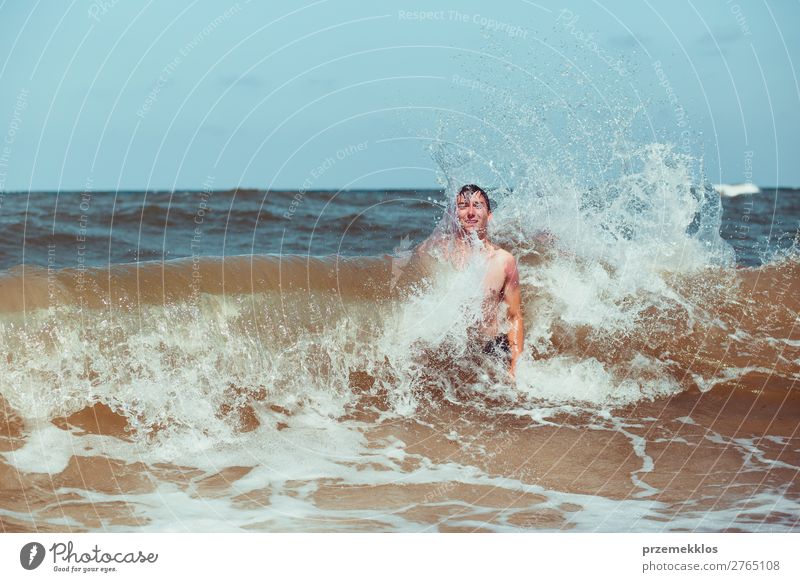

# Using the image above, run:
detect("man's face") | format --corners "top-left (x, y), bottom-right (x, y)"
top-left (456, 192), bottom-right (491, 237)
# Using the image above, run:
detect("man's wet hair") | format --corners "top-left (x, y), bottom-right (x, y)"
top-left (457, 184), bottom-right (491, 212)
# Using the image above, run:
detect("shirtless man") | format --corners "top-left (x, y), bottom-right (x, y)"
top-left (419, 184), bottom-right (524, 377)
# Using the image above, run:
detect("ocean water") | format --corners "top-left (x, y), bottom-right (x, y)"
top-left (0, 169), bottom-right (798, 531)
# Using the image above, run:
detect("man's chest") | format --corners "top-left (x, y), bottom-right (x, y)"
top-left (481, 257), bottom-right (507, 299)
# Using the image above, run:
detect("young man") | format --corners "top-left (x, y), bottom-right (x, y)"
top-left (419, 184), bottom-right (524, 377)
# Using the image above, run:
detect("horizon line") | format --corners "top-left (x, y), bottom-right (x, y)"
top-left (3, 184), bottom-right (798, 194)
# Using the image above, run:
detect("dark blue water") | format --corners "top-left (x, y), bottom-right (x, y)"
top-left (0, 188), bottom-right (796, 270)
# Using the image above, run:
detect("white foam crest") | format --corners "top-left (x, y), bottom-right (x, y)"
top-left (514, 354), bottom-right (680, 406)
top-left (494, 143), bottom-right (732, 267)
top-left (3, 422), bottom-right (80, 474)
top-left (383, 250), bottom-right (489, 352)
top-left (373, 249), bottom-right (500, 413)
top-left (0, 293), bottom-right (375, 439)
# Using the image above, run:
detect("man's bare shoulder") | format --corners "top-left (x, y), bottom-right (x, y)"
top-left (493, 247), bottom-right (514, 260)
top-left (490, 246), bottom-right (516, 266)
top-left (490, 247), bottom-right (520, 284)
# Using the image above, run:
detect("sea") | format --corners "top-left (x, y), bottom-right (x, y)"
top-left (0, 170), bottom-right (798, 531)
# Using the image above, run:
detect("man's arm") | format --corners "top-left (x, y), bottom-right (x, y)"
top-left (503, 255), bottom-right (524, 378)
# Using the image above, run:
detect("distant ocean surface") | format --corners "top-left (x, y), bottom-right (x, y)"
top-left (0, 185), bottom-right (798, 532)
top-left (1, 187), bottom-right (797, 269)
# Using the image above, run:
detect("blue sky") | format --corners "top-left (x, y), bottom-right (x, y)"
top-left (0, 0), bottom-right (798, 191)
